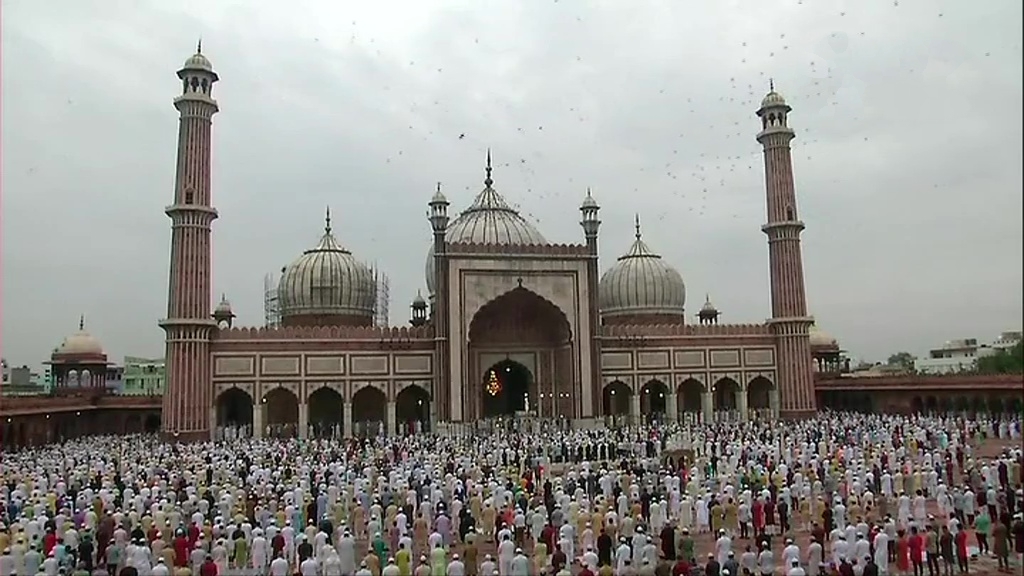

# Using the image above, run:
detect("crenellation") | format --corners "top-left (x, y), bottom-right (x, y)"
top-left (445, 242), bottom-right (591, 256)
top-left (214, 324), bottom-right (434, 341)
top-left (601, 323), bottom-right (772, 337)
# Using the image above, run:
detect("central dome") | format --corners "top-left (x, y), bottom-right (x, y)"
top-left (278, 211), bottom-right (376, 326)
top-left (425, 156), bottom-right (546, 293)
top-left (599, 217), bottom-right (687, 322)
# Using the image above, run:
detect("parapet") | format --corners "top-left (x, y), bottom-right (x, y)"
top-left (215, 324), bottom-right (434, 341)
top-left (602, 322), bottom-right (772, 338)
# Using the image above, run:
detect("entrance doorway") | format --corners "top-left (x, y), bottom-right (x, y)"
top-left (481, 360), bottom-right (532, 417)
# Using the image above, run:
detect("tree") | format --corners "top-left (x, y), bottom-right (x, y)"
top-left (887, 351), bottom-right (917, 372)
top-left (976, 340), bottom-right (1024, 374)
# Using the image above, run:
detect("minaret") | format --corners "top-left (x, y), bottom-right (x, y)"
top-left (756, 84), bottom-right (816, 419)
top-left (428, 181), bottom-right (451, 422)
top-left (159, 43), bottom-right (220, 441)
top-left (579, 188), bottom-right (601, 416)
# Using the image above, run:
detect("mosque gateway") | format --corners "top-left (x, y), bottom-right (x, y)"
top-left (160, 47), bottom-right (819, 442)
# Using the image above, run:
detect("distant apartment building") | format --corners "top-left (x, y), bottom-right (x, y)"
top-left (1, 358), bottom-right (46, 395)
top-left (915, 331), bottom-right (1022, 374)
top-left (122, 357), bottom-right (165, 395)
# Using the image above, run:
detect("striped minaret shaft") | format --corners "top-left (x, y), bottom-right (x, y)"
top-left (756, 86), bottom-right (817, 418)
top-left (159, 44), bottom-right (220, 441)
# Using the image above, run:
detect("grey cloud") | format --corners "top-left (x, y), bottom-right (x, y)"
top-left (2, 0), bottom-right (1020, 370)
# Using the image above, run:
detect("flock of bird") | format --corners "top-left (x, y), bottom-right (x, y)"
top-left (296, 0), bottom-right (1000, 234)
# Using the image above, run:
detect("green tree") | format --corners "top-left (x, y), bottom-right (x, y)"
top-left (976, 340), bottom-right (1024, 374)
top-left (887, 351), bottom-right (917, 371)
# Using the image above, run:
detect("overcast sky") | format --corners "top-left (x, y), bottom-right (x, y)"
top-left (2, 0), bottom-right (1021, 369)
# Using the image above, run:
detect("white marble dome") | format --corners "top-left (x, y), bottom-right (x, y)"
top-left (809, 324), bottom-right (839, 348)
top-left (278, 216), bottom-right (376, 320)
top-left (760, 90), bottom-right (787, 108)
top-left (181, 50), bottom-right (214, 73)
top-left (425, 165), bottom-right (546, 294)
top-left (599, 221), bottom-right (686, 319)
top-left (57, 318), bottom-right (104, 355)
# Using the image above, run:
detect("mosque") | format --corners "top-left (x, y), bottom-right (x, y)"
top-left (160, 47), bottom-right (825, 442)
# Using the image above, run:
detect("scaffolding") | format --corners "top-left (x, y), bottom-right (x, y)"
top-left (263, 265), bottom-right (389, 328)
top-left (371, 264), bottom-right (390, 328)
top-left (263, 272), bottom-right (281, 328)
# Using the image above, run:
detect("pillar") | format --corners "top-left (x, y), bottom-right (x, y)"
top-left (343, 403), bottom-right (353, 437)
top-left (769, 388), bottom-right (780, 418)
top-left (630, 394), bottom-right (641, 422)
top-left (386, 401), bottom-right (397, 436)
top-left (298, 403), bottom-right (309, 439)
top-left (666, 392), bottom-right (679, 422)
top-left (737, 388), bottom-right (749, 422)
top-left (701, 390), bottom-right (713, 423)
top-left (252, 408), bottom-right (263, 439)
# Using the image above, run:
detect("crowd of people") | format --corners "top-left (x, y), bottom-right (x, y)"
top-left (1, 413), bottom-right (1022, 576)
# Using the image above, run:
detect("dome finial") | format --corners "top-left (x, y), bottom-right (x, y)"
top-left (79, 314), bottom-right (85, 331)
top-left (634, 214), bottom-right (642, 240)
top-left (769, 77), bottom-right (774, 91)
top-left (484, 149), bottom-right (493, 188)
top-left (325, 206), bottom-right (332, 234)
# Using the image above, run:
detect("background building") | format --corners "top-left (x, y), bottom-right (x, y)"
top-left (1, 359), bottom-right (45, 395)
top-left (122, 357), bottom-right (166, 395)
top-left (914, 331), bottom-right (1022, 374)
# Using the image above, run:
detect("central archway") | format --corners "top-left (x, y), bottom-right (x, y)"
top-left (468, 287), bottom-right (572, 420)
top-left (481, 360), bottom-right (533, 418)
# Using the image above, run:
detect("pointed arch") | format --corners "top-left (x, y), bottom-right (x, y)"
top-left (712, 377), bottom-right (739, 411)
top-left (217, 387), bottom-right (254, 429)
top-left (352, 386), bottom-right (387, 437)
top-left (262, 387), bottom-right (298, 438)
top-left (640, 379), bottom-right (668, 416)
top-left (468, 287), bottom-right (572, 345)
top-left (746, 377), bottom-right (772, 409)
top-left (396, 385), bottom-right (431, 434)
top-left (602, 380), bottom-right (631, 417)
top-left (481, 360), bottom-right (533, 417)
top-left (308, 387), bottom-right (344, 438)
top-left (677, 378), bottom-right (703, 413)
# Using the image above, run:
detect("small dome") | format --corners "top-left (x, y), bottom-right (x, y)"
top-left (809, 324), bottom-right (839, 348)
top-left (425, 155), bottom-right (546, 294)
top-left (760, 90), bottom-right (787, 108)
top-left (182, 50), bottom-right (214, 73)
top-left (599, 218), bottom-right (686, 319)
top-left (57, 317), bottom-right (105, 356)
top-left (278, 212), bottom-right (376, 321)
top-left (580, 189), bottom-right (599, 210)
top-left (699, 295), bottom-right (719, 315)
top-left (214, 295), bottom-right (233, 315)
top-left (412, 290), bottom-right (427, 307)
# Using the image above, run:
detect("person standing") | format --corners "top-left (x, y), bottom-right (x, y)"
top-left (992, 519), bottom-right (1010, 572)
